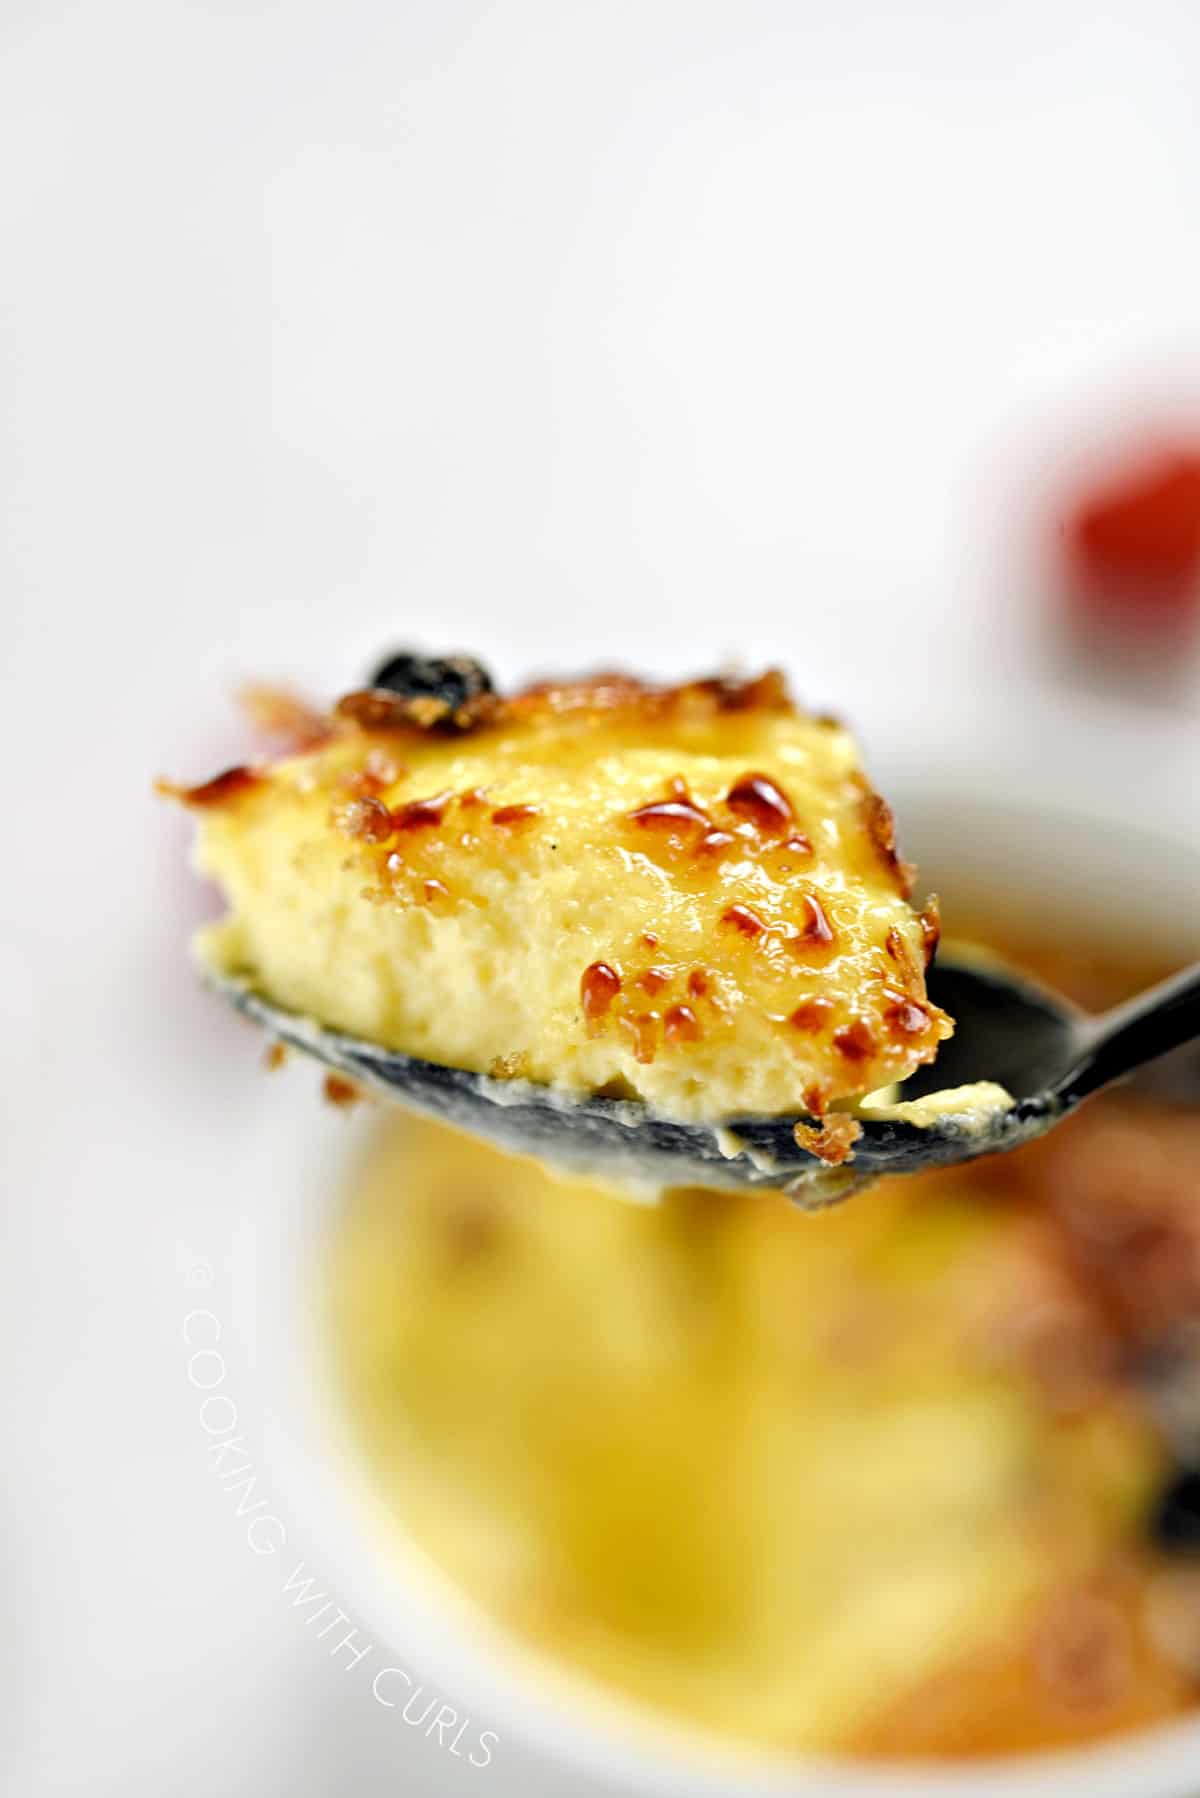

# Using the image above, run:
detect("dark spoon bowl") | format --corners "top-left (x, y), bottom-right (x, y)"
top-left (206, 949), bottom-right (1200, 1201)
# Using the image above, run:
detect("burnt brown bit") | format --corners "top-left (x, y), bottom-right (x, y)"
top-left (789, 997), bottom-right (834, 1033)
top-left (581, 960), bottom-right (622, 1024)
top-left (693, 667), bottom-right (792, 713)
top-left (491, 803), bottom-right (541, 828)
top-left (323, 1073), bottom-right (363, 1108)
top-left (834, 1018), bottom-right (877, 1062)
top-left (725, 771), bottom-right (794, 833)
top-left (803, 1082), bottom-right (830, 1118)
top-left (336, 688), bottom-right (422, 730)
top-left (622, 1011), bottom-right (659, 1064)
top-left (882, 984), bottom-right (931, 1036)
top-left (793, 1113), bottom-right (862, 1166)
top-left (335, 685), bottom-right (504, 735)
top-left (885, 924), bottom-right (921, 983)
top-left (637, 967), bottom-right (672, 995)
top-left (663, 1003), bottom-right (702, 1044)
top-left (263, 1041), bottom-right (287, 1071)
top-left (860, 789), bottom-right (917, 898)
top-left (422, 877), bottom-right (450, 903)
top-left (919, 896), bottom-right (942, 966)
top-left (795, 893), bottom-right (835, 947)
top-left (332, 794), bottom-right (396, 843)
top-left (628, 798), bottom-right (711, 832)
top-left (627, 778), bottom-right (712, 836)
top-left (158, 765), bottom-right (263, 808)
top-left (391, 790), bottom-right (453, 831)
top-left (641, 932), bottom-right (660, 948)
top-left (721, 903), bottom-right (767, 939)
top-left (687, 968), bottom-right (712, 998)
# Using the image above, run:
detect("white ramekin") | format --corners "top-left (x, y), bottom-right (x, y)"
top-left (236, 677), bottom-right (1200, 1798)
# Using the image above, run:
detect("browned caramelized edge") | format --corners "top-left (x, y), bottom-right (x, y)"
top-left (334, 665), bottom-right (795, 739)
top-left (156, 766), bottom-right (266, 809)
top-left (793, 1112), bottom-right (863, 1166)
top-left (157, 665), bottom-right (926, 928)
top-left (170, 670), bottom-right (798, 763)
top-left (856, 782), bottom-right (917, 900)
top-left (160, 668), bottom-right (799, 809)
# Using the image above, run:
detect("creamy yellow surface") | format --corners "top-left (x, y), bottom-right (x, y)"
top-left (191, 682), bottom-right (948, 1124)
top-left (331, 1111), bottom-right (1167, 1756)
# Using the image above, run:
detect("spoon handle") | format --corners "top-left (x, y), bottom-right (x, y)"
top-left (1061, 962), bottom-right (1200, 1105)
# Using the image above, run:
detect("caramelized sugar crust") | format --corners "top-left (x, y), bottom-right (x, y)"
top-left (163, 668), bottom-right (950, 1125)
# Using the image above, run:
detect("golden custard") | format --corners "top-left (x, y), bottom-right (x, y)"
top-left (328, 935), bottom-right (1200, 1760)
top-left (168, 668), bottom-right (949, 1134)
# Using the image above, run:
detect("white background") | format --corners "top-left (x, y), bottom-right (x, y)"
top-left (6, 2), bottom-right (1200, 1793)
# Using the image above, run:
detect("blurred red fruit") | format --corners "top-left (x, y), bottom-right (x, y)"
top-left (1064, 445), bottom-right (1200, 634)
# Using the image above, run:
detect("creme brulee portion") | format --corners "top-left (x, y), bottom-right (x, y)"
top-left (171, 669), bottom-right (950, 1125)
top-left (330, 1107), bottom-right (1187, 1759)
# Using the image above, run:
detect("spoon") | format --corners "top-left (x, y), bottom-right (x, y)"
top-left (206, 954), bottom-right (1200, 1201)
